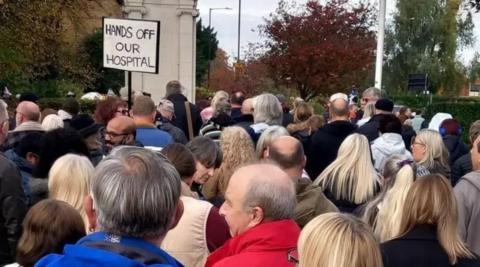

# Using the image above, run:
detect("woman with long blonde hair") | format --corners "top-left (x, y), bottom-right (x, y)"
top-left (411, 129), bottom-right (450, 178)
top-left (202, 126), bottom-right (255, 201)
top-left (361, 155), bottom-right (416, 242)
top-left (200, 90), bottom-right (229, 123)
top-left (314, 133), bottom-right (379, 213)
top-left (48, 154), bottom-right (93, 229)
top-left (382, 174), bottom-right (479, 267)
top-left (297, 213), bottom-right (383, 267)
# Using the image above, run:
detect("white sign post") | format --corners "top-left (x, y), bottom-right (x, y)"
top-left (103, 18), bottom-right (160, 108)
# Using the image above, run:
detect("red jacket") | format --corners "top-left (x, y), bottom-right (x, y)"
top-left (205, 219), bottom-right (300, 267)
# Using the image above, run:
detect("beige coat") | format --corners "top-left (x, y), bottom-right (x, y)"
top-left (161, 196), bottom-right (212, 267)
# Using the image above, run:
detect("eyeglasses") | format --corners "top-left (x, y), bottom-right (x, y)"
top-left (287, 248), bottom-right (299, 264)
top-left (105, 131), bottom-right (129, 138)
top-left (116, 109), bottom-right (129, 115)
top-left (410, 137), bottom-right (425, 147)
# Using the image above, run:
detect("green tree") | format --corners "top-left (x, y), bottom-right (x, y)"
top-left (0, 0), bottom-right (108, 96)
top-left (196, 19), bottom-right (219, 87)
top-left (384, 0), bottom-right (473, 95)
top-left (83, 30), bottom-right (125, 94)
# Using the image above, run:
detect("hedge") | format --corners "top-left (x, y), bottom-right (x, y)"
top-left (424, 102), bottom-right (480, 144)
top-left (5, 98), bottom-right (98, 115)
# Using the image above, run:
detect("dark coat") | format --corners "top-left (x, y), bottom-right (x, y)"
top-left (402, 125), bottom-right (416, 152)
top-left (305, 120), bottom-right (357, 179)
top-left (0, 153), bottom-right (27, 265)
top-left (156, 116), bottom-right (188, 145)
top-left (282, 112), bottom-right (294, 127)
top-left (166, 94), bottom-right (203, 140)
top-left (382, 225), bottom-right (480, 267)
top-left (451, 153), bottom-right (473, 186)
top-left (356, 114), bottom-right (382, 142)
top-left (443, 135), bottom-right (469, 167)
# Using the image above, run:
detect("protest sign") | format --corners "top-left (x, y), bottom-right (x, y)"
top-left (103, 18), bottom-right (160, 74)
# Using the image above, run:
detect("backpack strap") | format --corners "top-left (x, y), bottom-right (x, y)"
top-left (184, 101), bottom-right (194, 140)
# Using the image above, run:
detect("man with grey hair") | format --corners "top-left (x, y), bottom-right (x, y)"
top-left (360, 87), bottom-right (382, 111)
top-left (156, 99), bottom-right (188, 144)
top-left (165, 80), bottom-right (202, 140)
top-left (0, 99), bottom-right (27, 265)
top-left (206, 163), bottom-right (300, 267)
top-left (305, 93), bottom-right (357, 179)
top-left (248, 93), bottom-right (283, 142)
top-left (36, 146), bottom-right (185, 267)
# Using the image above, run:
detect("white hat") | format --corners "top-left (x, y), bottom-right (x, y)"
top-left (329, 93), bottom-right (349, 103)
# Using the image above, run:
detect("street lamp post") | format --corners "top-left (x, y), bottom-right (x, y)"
top-left (207, 7), bottom-right (231, 88)
top-left (237, 0), bottom-right (241, 63)
top-left (374, 0), bottom-right (386, 91)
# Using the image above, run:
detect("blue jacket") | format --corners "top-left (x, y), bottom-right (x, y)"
top-left (35, 232), bottom-right (184, 267)
top-left (136, 126), bottom-right (173, 149)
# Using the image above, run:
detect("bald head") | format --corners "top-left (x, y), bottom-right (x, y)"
top-left (105, 116), bottom-right (137, 152)
top-left (330, 98), bottom-right (349, 120)
top-left (241, 98), bottom-right (253, 115)
top-left (230, 163), bottom-right (295, 220)
top-left (108, 116), bottom-right (136, 134)
top-left (16, 101), bottom-right (40, 126)
top-left (268, 136), bottom-right (305, 174)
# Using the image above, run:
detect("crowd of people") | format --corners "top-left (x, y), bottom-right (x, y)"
top-left (0, 82), bottom-right (480, 267)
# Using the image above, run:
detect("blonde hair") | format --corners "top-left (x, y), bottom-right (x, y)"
top-left (203, 127), bottom-right (255, 198)
top-left (414, 129), bottom-right (450, 173)
top-left (287, 114), bottom-right (324, 135)
top-left (362, 102), bottom-right (375, 119)
top-left (211, 90), bottom-right (229, 114)
top-left (397, 174), bottom-right (474, 264)
top-left (48, 154), bottom-right (93, 227)
top-left (371, 156), bottom-right (416, 242)
top-left (256, 126), bottom-right (289, 159)
top-left (298, 213), bottom-right (383, 267)
top-left (314, 134), bottom-right (378, 204)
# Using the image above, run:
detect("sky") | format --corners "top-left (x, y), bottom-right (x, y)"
top-left (197, 0), bottom-right (480, 64)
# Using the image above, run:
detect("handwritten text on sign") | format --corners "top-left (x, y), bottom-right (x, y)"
top-left (103, 18), bottom-right (160, 73)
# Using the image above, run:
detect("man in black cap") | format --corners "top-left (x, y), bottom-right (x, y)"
top-left (356, 98), bottom-right (394, 142)
top-left (70, 114), bottom-right (104, 165)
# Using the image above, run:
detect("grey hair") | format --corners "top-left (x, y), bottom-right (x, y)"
top-left (0, 100), bottom-right (7, 122)
top-left (92, 146), bottom-right (181, 239)
top-left (243, 166), bottom-right (296, 220)
top-left (362, 87), bottom-right (382, 99)
top-left (256, 126), bottom-right (289, 159)
top-left (381, 154), bottom-right (415, 180)
top-left (165, 80), bottom-right (183, 97)
top-left (253, 93), bottom-right (283, 125)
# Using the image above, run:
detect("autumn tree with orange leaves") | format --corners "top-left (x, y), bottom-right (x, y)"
top-left (261, 0), bottom-right (377, 100)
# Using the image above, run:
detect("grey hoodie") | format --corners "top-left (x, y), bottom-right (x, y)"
top-left (455, 171), bottom-right (480, 255)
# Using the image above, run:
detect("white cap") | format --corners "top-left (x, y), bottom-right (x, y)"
top-left (329, 93), bottom-right (349, 103)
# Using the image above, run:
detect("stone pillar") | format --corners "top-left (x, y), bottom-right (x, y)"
top-left (123, 0), bottom-right (198, 103)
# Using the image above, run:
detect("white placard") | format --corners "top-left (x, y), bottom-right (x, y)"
top-left (103, 18), bottom-right (160, 74)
